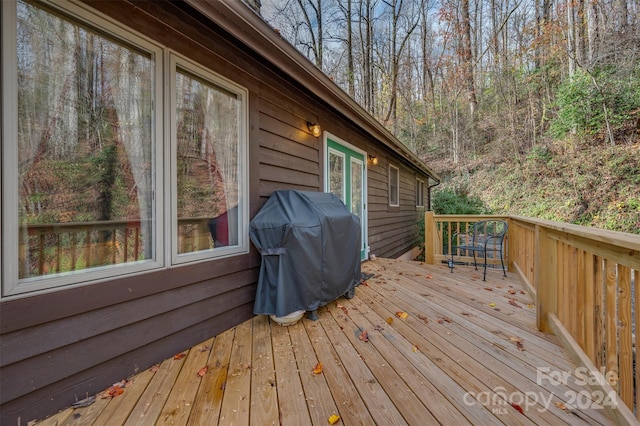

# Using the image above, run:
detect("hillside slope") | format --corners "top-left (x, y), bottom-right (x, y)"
top-left (428, 139), bottom-right (640, 235)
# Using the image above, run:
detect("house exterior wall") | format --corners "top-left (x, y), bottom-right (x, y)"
top-left (0, 1), bottom-right (433, 422)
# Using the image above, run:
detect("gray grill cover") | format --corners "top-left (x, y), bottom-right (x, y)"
top-left (250, 190), bottom-right (362, 317)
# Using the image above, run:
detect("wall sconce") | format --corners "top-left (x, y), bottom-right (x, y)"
top-left (368, 154), bottom-right (378, 165)
top-left (307, 122), bottom-right (322, 137)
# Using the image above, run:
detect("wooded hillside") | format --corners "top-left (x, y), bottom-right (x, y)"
top-left (258, 0), bottom-right (640, 234)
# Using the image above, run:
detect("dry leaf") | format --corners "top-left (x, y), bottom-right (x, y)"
top-left (386, 317), bottom-right (394, 324)
top-left (516, 341), bottom-right (525, 351)
top-left (425, 274), bottom-right (433, 279)
top-left (461, 312), bottom-right (471, 316)
top-left (150, 364), bottom-right (160, 372)
top-left (417, 314), bottom-right (429, 324)
top-left (359, 330), bottom-right (369, 342)
top-left (373, 324), bottom-right (384, 331)
top-left (554, 401), bottom-right (567, 410)
top-left (174, 353), bottom-right (186, 360)
top-left (511, 403), bottom-right (524, 414)
top-left (197, 366), bottom-right (208, 377)
top-left (526, 304), bottom-right (534, 309)
top-left (507, 289), bottom-right (516, 294)
top-left (395, 311), bottom-right (408, 319)
top-left (437, 316), bottom-right (452, 324)
top-left (488, 302), bottom-right (496, 307)
top-left (484, 287), bottom-right (493, 291)
top-left (412, 345), bottom-right (419, 352)
top-left (101, 380), bottom-right (127, 399)
top-left (509, 336), bottom-right (523, 342)
top-left (508, 299), bottom-right (522, 308)
top-left (312, 362), bottom-right (323, 374)
top-left (328, 414), bottom-right (341, 424)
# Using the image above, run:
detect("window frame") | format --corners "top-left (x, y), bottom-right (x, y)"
top-left (169, 53), bottom-right (250, 265)
top-left (388, 164), bottom-right (400, 207)
top-left (416, 179), bottom-right (425, 208)
top-left (1, 0), bottom-right (249, 298)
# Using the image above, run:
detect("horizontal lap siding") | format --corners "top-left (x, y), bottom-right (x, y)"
top-left (367, 160), bottom-right (421, 258)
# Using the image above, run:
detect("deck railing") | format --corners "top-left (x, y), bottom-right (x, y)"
top-left (425, 211), bottom-right (640, 423)
top-left (19, 218), bottom-right (213, 277)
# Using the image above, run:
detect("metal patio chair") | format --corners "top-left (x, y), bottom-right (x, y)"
top-left (449, 219), bottom-right (508, 281)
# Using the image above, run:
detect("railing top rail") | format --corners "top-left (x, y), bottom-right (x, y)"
top-left (509, 215), bottom-right (640, 251)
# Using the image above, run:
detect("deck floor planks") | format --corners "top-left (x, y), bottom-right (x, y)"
top-left (367, 260), bottom-right (614, 425)
top-left (189, 327), bottom-right (235, 424)
top-left (287, 320), bottom-right (341, 425)
top-left (157, 337), bottom-right (214, 425)
top-left (36, 259), bottom-right (618, 426)
top-left (249, 315), bottom-right (279, 425)
top-left (218, 320), bottom-right (252, 425)
top-left (94, 368), bottom-right (155, 426)
top-left (302, 318), bottom-right (376, 425)
top-left (316, 306), bottom-right (408, 425)
top-left (324, 301), bottom-right (437, 425)
top-left (331, 297), bottom-right (473, 425)
top-left (270, 318), bottom-right (312, 426)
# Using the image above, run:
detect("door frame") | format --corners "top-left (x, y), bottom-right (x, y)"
top-left (323, 132), bottom-right (369, 260)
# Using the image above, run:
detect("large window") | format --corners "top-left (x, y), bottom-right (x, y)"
top-left (2, 0), bottom-right (248, 296)
top-left (388, 165), bottom-right (400, 207)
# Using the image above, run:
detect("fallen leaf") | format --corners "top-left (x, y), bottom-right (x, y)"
top-left (554, 401), bottom-right (567, 410)
top-left (373, 324), bottom-right (384, 331)
top-left (417, 314), bottom-right (429, 324)
top-left (508, 299), bottom-right (522, 308)
top-left (359, 330), bottom-right (369, 342)
top-left (313, 362), bottom-right (323, 374)
top-left (526, 304), bottom-right (534, 309)
top-left (507, 289), bottom-right (516, 295)
top-left (395, 311), bottom-right (408, 319)
top-left (488, 302), bottom-right (496, 307)
top-left (484, 287), bottom-right (493, 291)
top-left (101, 380), bottom-right (127, 399)
top-left (174, 353), bottom-right (186, 360)
top-left (516, 341), bottom-right (525, 351)
top-left (425, 274), bottom-right (433, 279)
top-left (197, 366), bottom-right (208, 377)
top-left (511, 403), bottom-right (524, 414)
top-left (412, 345), bottom-right (419, 352)
top-left (519, 290), bottom-right (526, 295)
top-left (386, 317), bottom-right (394, 324)
top-left (150, 364), bottom-right (160, 372)
top-left (328, 414), bottom-right (341, 424)
top-left (437, 316), bottom-right (453, 324)
top-left (509, 336), bottom-right (523, 342)
top-left (461, 312), bottom-right (471, 316)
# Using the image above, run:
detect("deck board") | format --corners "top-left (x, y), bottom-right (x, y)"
top-left (38, 259), bottom-right (617, 425)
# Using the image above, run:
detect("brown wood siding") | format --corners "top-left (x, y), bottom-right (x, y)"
top-left (0, 1), bottom-right (431, 422)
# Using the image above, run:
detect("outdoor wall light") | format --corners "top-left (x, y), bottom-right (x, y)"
top-left (368, 154), bottom-right (379, 165)
top-left (307, 122), bottom-right (322, 137)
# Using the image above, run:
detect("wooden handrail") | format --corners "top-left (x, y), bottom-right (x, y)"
top-left (425, 211), bottom-right (640, 423)
top-left (19, 217), bottom-right (215, 278)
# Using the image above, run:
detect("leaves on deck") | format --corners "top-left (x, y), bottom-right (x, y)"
top-left (149, 363), bottom-right (160, 372)
top-left (328, 414), bottom-right (341, 424)
top-left (425, 274), bottom-right (433, 279)
top-left (386, 317), bottom-right (394, 324)
top-left (484, 287), bottom-right (493, 291)
top-left (511, 402), bottom-right (524, 414)
top-left (554, 401), bottom-right (568, 410)
top-left (101, 380), bottom-right (128, 399)
top-left (373, 324), bottom-right (384, 331)
top-left (417, 314), bottom-right (429, 324)
top-left (173, 353), bottom-right (186, 360)
top-left (508, 289), bottom-right (517, 295)
top-left (395, 311), bottom-right (408, 319)
top-left (488, 302), bottom-right (497, 307)
top-left (197, 366), bottom-right (208, 377)
top-left (312, 362), bottom-right (323, 374)
top-left (437, 316), bottom-right (453, 324)
top-left (359, 330), bottom-right (369, 342)
top-left (509, 336), bottom-right (525, 351)
top-left (508, 299), bottom-right (522, 308)
top-left (412, 345), bottom-right (419, 352)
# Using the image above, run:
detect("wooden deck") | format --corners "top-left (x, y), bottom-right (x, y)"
top-left (38, 259), bottom-right (615, 425)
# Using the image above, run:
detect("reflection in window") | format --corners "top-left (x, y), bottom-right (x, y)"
top-left (351, 158), bottom-right (363, 218)
top-left (16, 0), bottom-right (154, 278)
top-left (175, 69), bottom-right (240, 254)
top-left (416, 179), bottom-right (425, 207)
top-left (329, 150), bottom-right (345, 202)
top-left (389, 165), bottom-right (399, 206)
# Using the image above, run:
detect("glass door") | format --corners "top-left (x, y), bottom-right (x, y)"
top-left (327, 137), bottom-right (367, 260)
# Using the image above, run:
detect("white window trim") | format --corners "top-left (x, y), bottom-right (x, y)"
top-left (416, 178), bottom-right (425, 207)
top-left (169, 53), bottom-right (250, 265)
top-left (1, 0), bottom-right (249, 299)
top-left (388, 164), bottom-right (400, 207)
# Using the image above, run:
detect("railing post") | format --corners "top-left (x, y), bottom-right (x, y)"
top-left (425, 211), bottom-right (435, 264)
top-left (536, 225), bottom-right (557, 332)
top-left (506, 217), bottom-right (514, 272)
